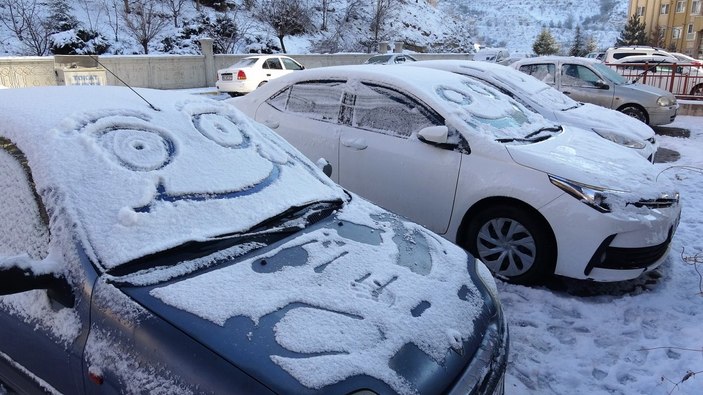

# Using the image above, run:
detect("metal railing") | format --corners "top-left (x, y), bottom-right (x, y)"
top-left (606, 61), bottom-right (703, 100)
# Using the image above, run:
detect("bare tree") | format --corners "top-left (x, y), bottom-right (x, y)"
top-left (103, 0), bottom-right (122, 42)
top-left (370, 0), bottom-right (396, 48)
top-left (121, 0), bottom-right (169, 53)
top-left (312, 0), bottom-right (363, 53)
top-left (77, 0), bottom-right (103, 31)
top-left (254, 0), bottom-right (312, 53)
top-left (0, 0), bottom-right (51, 55)
top-left (162, 0), bottom-right (187, 27)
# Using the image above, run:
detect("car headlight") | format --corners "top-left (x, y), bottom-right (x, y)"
top-left (657, 96), bottom-right (676, 106)
top-left (549, 175), bottom-right (617, 213)
top-left (592, 129), bottom-right (646, 149)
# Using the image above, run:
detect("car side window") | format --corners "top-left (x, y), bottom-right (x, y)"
top-left (518, 64), bottom-right (556, 85)
top-left (263, 58), bottom-right (283, 70)
top-left (350, 83), bottom-right (443, 137)
top-left (561, 64), bottom-right (601, 87)
top-left (281, 58), bottom-right (303, 70)
top-left (0, 138), bottom-right (49, 260)
top-left (266, 81), bottom-right (345, 123)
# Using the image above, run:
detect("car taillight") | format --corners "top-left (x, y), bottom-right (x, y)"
top-left (237, 70), bottom-right (247, 80)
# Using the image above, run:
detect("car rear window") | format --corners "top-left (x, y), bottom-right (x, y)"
top-left (268, 81), bottom-right (345, 123)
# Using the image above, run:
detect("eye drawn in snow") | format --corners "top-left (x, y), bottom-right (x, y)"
top-left (462, 80), bottom-right (500, 99)
top-left (68, 111), bottom-right (176, 172)
top-left (436, 85), bottom-right (473, 106)
top-left (191, 112), bottom-right (251, 149)
top-left (150, 204), bottom-right (482, 395)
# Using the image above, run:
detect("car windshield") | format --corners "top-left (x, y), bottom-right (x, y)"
top-left (0, 87), bottom-right (346, 273)
top-left (591, 62), bottom-right (629, 85)
top-left (366, 55), bottom-right (392, 64)
top-left (230, 58), bottom-right (258, 68)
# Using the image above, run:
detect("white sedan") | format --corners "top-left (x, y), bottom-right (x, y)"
top-left (407, 60), bottom-right (659, 162)
top-left (231, 65), bottom-right (681, 284)
top-left (216, 55), bottom-right (304, 96)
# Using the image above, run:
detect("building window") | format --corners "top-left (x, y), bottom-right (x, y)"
top-left (637, 6), bottom-right (645, 16)
top-left (687, 24), bottom-right (696, 40)
top-left (675, 1), bottom-right (685, 13)
top-left (673, 27), bottom-right (683, 39)
top-left (692, 1), bottom-right (701, 14)
top-left (661, 3), bottom-right (670, 14)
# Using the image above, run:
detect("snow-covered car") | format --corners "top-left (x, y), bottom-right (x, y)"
top-left (511, 56), bottom-right (679, 126)
top-left (0, 86), bottom-right (508, 395)
top-left (231, 65), bottom-right (681, 284)
top-left (610, 55), bottom-right (703, 97)
top-left (215, 55), bottom-right (304, 96)
top-left (406, 60), bottom-right (659, 162)
top-left (364, 54), bottom-right (418, 64)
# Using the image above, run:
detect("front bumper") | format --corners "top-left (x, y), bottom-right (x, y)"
top-left (541, 192), bottom-right (681, 282)
top-left (647, 104), bottom-right (678, 126)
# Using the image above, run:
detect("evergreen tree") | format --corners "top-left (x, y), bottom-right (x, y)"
top-left (615, 14), bottom-right (647, 46)
top-left (586, 36), bottom-right (598, 53)
top-left (532, 28), bottom-right (559, 55)
top-left (569, 25), bottom-right (585, 56)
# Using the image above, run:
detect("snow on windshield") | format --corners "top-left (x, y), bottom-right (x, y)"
top-left (151, 198), bottom-right (484, 394)
top-left (0, 87), bottom-right (345, 271)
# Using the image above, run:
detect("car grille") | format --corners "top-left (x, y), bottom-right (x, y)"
top-left (627, 197), bottom-right (679, 209)
top-left (587, 228), bottom-right (674, 273)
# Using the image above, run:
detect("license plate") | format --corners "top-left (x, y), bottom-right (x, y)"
top-left (223, 75), bottom-right (233, 81)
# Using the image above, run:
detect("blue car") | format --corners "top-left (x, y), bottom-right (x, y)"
top-left (0, 86), bottom-right (507, 394)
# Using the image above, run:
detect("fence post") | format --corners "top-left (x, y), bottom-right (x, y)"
top-left (200, 38), bottom-right (215, 87)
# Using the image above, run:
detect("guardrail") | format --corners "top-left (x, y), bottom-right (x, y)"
top-left (606, 61), bottom-right (703, 100)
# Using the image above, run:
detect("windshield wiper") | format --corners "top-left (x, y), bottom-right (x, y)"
top-left (497, 126), bottom-right (562, 143)
top-left (108, 199), bottom-right (345, 277)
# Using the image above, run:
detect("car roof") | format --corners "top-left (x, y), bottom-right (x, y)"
top-left (0, 86), bottom-right (343, 270)
top-left (512, 56), bottom-right (601, 65)
top-left (611, 55), bottom-right (679, 63)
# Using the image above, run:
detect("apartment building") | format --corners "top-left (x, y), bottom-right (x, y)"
top-left (628, 0), bottom-right (703, 58)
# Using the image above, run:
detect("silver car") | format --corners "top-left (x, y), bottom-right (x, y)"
top-left (511, 56), bottom-right (678, 126)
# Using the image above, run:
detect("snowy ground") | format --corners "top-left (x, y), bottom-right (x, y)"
top-left (500, 115), bottom-right (703, 395)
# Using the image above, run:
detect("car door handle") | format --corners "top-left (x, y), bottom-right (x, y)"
top-left (263, 120), bottom-right (279, 129)
top-left (266, 73), bottom-right (272, 77)
top-left (562, 90), bottom-right (571, 95)
top-left (341, 137), bottom-right (367, 150)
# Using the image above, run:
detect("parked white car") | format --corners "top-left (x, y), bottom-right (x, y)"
top-left (406, 60), bottom-right (659, 162)
top-left (603, 45), bottom-right (674, 63)
top-left (610, 55), bottom-right (703, 97)
top-left (511, 56), bottom-right (679, 126)
top-left (216, 55), bottom-right (304, 96)
top-left (231, 65), bottom-right (681, 284)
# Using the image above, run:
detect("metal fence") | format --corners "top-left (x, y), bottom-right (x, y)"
top-left (606, 61), bottom-right (703, 100)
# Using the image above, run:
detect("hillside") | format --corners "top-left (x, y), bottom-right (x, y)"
top-left (0, 0), bottom-right (629, 56)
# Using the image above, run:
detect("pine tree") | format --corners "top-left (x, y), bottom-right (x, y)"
top-left (615, 14), bottom-right (647, 46)
top-left (533, 28), bottom-right (560, 55)
top-left (569, 25), bottom-right (585, 56)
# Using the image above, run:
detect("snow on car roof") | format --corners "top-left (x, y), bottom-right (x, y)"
top-left (0, 86), bottom-right (345, 270)
top-left (263, 65), bottom-right (553, 140)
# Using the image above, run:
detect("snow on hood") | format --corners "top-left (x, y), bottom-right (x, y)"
top-left (149, 198), bottom-right (488, 394)
top-left (0, 86), bottom-right (345, 270)
top-left (506, 126), bottom-right (675, 198)
top-left (555, 102), bottom-right (655, 140)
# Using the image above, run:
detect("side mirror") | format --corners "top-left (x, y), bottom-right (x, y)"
top-left (418, 125), bottom-right (449, 144)
top-left (594, 80), bottom-right (609, 90)
top-left (0, 265), bottom-right (75, 308)
top-left (316, 158), bottom-right (333, 177)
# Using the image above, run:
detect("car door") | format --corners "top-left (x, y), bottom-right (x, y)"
top-left (0, 139), bottom-right (90, 394)
top-left (260, 58), bottom-right (286, 83)
top-left (557, 62), bottom-right (615, 108)
top-left (336, 82), bottom-right (462, 235)
top-left (254, 80), bottom-right (344, 182)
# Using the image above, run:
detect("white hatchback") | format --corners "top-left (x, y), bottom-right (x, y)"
top-left (407, 60), bottom-right (659, 162)
top-left (216, 55), bottom-right (304, 96)
top-left (231, 65), bottom-right (681, 284)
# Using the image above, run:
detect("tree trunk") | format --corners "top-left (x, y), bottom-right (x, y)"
top-left (278, 35), bottom-right (286, 53)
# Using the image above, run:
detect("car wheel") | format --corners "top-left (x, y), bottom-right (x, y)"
top-left (619, 105), bottom-right (648, 124)
top-left (690, 84), bottom-right (703, 97)
top-left (464, 205), bottom-right (555, 285)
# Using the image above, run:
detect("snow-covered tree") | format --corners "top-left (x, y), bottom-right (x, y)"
top-left (254, 0), bottom-right (312, 53)
top-left (615, 14), bottom-right (647, 46)
top-left (532, 28), bottom-right (559, 55)
top-left (569, 25), bottom-right (586, 57)
top-left (0, 0), bottom-right (52, 55)
top-left (121, 0), bottom-right (169, 54)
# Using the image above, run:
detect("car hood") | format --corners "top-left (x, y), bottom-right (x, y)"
top-left (120, 198), bottom-right (499, 395)
top-left (558, 103), bottom-right (655, 140)
top-left (506, 126), bottom-right (662, 192)
top-left (624, 81), bottom-right (677, 99)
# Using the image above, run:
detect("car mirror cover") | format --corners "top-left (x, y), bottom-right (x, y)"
top-left (418, 125), bottom-right (449, 144)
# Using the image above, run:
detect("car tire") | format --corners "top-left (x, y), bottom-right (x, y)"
top-left (619, 105), bottom-right (648, 124)
top-left (464, 205), bottom-right (556, 285)
top-left (690, 84), bottom-right (703, 97)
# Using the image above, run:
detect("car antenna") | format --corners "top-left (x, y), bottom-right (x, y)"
top-left (88, 54), bottom-right (160, 111)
